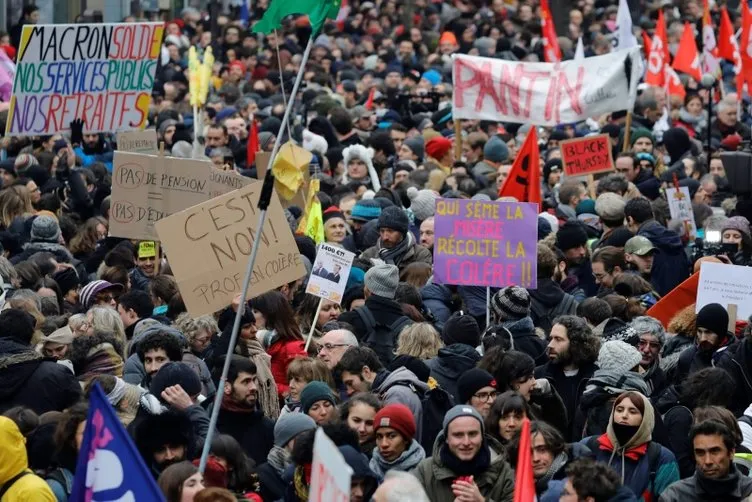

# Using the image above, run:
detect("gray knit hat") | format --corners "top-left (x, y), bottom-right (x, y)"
top-left (407, 187), bottom-right (438, 222)
top-left (274, 413), bottom-right (316, 447)
top-left (491, 286), bottom-right (530, 322)
top-left (442, 405), bottom-right (485, 435)
top-left (31, 215), bottom-right (61, 243)
top-left (404, 136), bottom-right (424, 161)
top-left (364, 263), bottom-right (399, 299)
top-left (597, 340), bottom-right (642, 373)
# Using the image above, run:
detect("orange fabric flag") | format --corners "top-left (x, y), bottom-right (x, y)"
top-left (642, 30), bottom-right (652, 58)
top-left (646, 272), bottom-right (699, 329)
top-left (666, 66), bottom-right (686, 99)
top-left (540, 0), bottom-right (561, 63)
top-left (247, 120), bottom-right (259, 168)
top-left (741, 2), bottom-right (752, 97)
top-left (718, 7), bottom-right (743, 96)
top-left (498, 127), bottom-right (541, 205)
top-left (645, 10), bottom-right (668, 86)
top-left (672, 23), bottom-right (702, 82)
top-left (513, 418), bottom-right (536, 502)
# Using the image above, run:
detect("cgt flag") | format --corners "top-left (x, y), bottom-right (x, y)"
top-left (513, 418), bottom-right (537, 502)
top-left (70, 383), bottom-right (166, 501)
top-left (498, 127), bottom-right (541, 205)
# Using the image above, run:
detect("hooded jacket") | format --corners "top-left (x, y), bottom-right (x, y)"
top-left (339, 445), bottom-right (379, 499)
top-left (266, 336), bottom-right (307, 397)
top-left (580, 395), bottom-right (679, 501)
top-left (528, 278), bottom-right (578, 332)
top-left (359, 234), bottom-right (433, 273)
top-left (499, 317), bottom-right (547, 365)
top-left (373, 367), bottom-right (429, 441)
top-left (636, 220), bottom-right (690, 297)
top-left (718, 336), bottom-right (752, 417)
top-left (425, 344), bottom-right (481, 402)
top-left (0, 338), bottom-right (81, 415)
top-left (0, 417), bottom-right (55, 501)
top-left (369, 438), bottom-right (425, 477)
top-left (412, 432), bottom-right (514, 502)
top-left (421, 283), bottom-right (454, 330)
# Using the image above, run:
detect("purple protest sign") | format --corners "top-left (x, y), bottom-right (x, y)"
top-left (433, 198), bottom-right (538, 288)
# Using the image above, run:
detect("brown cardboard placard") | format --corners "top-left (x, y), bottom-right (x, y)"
top-left (154, 180), bottom-right (306, 316)
top-left (117, 129), bottom-right (159, 155)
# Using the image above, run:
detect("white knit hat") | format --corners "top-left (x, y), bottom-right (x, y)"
top-left (407, 187), bottom-right (438, 221)
top-left (597, 340), bottom-right (642, 373)
top-left (342, 144), bottom-right (381, 191)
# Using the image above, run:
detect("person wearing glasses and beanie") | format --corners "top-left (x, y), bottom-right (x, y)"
top-left (457, 369), bottom-right (497, 419)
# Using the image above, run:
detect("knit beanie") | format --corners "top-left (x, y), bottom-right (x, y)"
top-left (442, 405), bottom-right (485, 435)
top-left (491, 286), bottom-right (531, 322)
top-left (149, 362), bottom-right (202, 401)
top-left (407, 187), bottom-right (438, 222)
top-left (722, 216), bottom-right (751, 240)
top-left (425, 137), bottom-right (452, 160)
top-left (457, 369), bottom-right (496, 405)
top-left (696, 303), bottom-right (729, 338)
top-left (378, 206), bottom-right (409, 235)
top-left (483, 135), bottom-right (509, 163)
top-left (575, 199), bottom-right (596, 216)
top-left (556, 221), bottom-right (588, 251)
top-left (300, 381), bottom-right (336, 414)
top-left (273, 413), bottom-right (316, 447)
top-left (364, 263), bottom-right (399, 299)
top-left (442, 311), bottom-right (481, 347)
top-left (30, 215), bottom-right (61, 243)
top-left (373, 404), bottom-right (417, 442)
top-left (351, 199), bottom-right (382, 223)
top-left (543, 159), bottom-right (562, 183)
top-left (630, 128), bottom-right (655, 146)
top-left (597, 341), bottom-right (642, 373)
top-left (403, 136), bottom-right (424, 161)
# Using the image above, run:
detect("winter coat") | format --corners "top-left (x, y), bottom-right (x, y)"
top-left (339, 445), bottom-right (379, 500)
top-left (369, 439), bottom-right (425, 477)
top-left (709, 118), bottom-right (752, 142)
top-left (338, 294), bottom-right (408, 342)
top-left (535, 443), bottom-right (594, 497)
top-left (674, 335), bottom-right (737, 385)
top-left (266, 338), bottom-right (307, 398)
top-left (412, 432), bottom-right (514, 502)
top-left (658, 468), bottom-right (752, 502)
top-left (0, 417), bottom-right (56, 501)
top-left (73, 144), bottom-right (114, 171)
top-left (535, 360), bottom-right (597, 441)
top-left (580, 395), bottom-right (679, 502)
top-left (633, 168), bottom-right (661, 201)
top-left (458, 286), bottom-right (496, 320)
top-left (0, 339), bottom-right (81, 415)
top-left (421, 283), bottom-right (454, 330)
top-left (499, 317), bottom-right (547, 365)
top-left (10, 241), bottom-right (75, 266)
top-left (636, 220), bottom-right (690, 297)
top-left (129, 266), bottom-right (152, 292)
top-left (212, 404), bottom-right (275, 465)
top-left (542, 481), bottom-right (639, 502)
top-left (359, 238), bottom-right (433, 274)
top-left (373, 367), bottom-right (429, 442)
top-left (425, 344), bottom-right (481, 402)
top-left (718, 337), bottom-right (752, 417)
top-left (528, 278), bottom-right (578, 333)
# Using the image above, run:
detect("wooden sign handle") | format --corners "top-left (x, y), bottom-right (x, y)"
top-left (727, 303), bottom-right (738, 334)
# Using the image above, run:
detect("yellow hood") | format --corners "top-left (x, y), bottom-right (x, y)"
top-left (0, 416), bottom-right (28, 484)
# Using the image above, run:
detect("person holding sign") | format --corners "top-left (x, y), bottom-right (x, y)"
top-left (131, 241), bottom-right (160, 292)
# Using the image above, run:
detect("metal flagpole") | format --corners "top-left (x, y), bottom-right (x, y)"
top-left (198, 34), bottom-right (316, 474)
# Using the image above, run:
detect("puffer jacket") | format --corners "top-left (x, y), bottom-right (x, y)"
top-left (412, 432), bottom-right (514, 502)
top-left (425, 344), bottom-right (481, 402)
top-left (0, 417), bottom-right (56, 501)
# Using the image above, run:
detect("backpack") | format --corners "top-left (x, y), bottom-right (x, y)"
top-left (0, 471), bottom-right (30, 499)
top-left (530, 294), bottom-right (577, 334)
top-left (354, 307), bottom-right (412, 366)
top-left (45, 468), bottom-right (74, 502)
top-left (586, 436), bottom-right (662, 500)
top-left (419, 386), bottom-right (455, 453)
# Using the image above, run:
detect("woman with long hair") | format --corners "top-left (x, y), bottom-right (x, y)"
top-left (0, 185), bottom-right (34, 231)
top-left (340, 392), bottom-right (382, 458)
top-left (484, 391), bottom-right (533, 445)
top-left (296, 293), bottom-right (341, 341)
top-left (209, 434), bottom-right (260, 495)
top-left (394, 322), bottom-right (442, 360)
top-left (157, 461), bottom-right (205, 502)
top-left (46, 403), bottom-right (88, 502)
top-left (250, 290), bottom-right (307, 398)
top-left (69, 216), bottom-right (107, 263)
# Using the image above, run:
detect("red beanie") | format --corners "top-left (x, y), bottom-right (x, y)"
top-left (373, 404), bottom-right (416, 442)
top-left (425, 137), bottom-right (452, 160)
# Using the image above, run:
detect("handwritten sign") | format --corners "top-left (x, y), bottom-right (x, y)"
top-left (452, 48), bottom-right (641, 126)
top-left (6, 22), bottom-right (164, 136)
top-left (560, 134), bottom-right (614, 176)
top-left (117, 129), bottom-right (158, 154)
top-left (310, 429), bottom-right (352, 502)
top-left (697, 261), bottom-right (752, 321)
top-left (433, 199), bottom-right (538, 288)
top-left (666, 187), bottom-right (697, 240)
top-left (138, 241), bottom-right (156, 258)
top-left (154, 180), bottom-right (306, 316)
top-left (109, 152), bottom-right (251, 241)
top-left (307, 244), bottom-right (355, 304)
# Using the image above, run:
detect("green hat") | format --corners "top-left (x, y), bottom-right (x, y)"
top-left (624, 236), bottom-right (657, 256)
top-left (630, 128), bottom-right (655, 146)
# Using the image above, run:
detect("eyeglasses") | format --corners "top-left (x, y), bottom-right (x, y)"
top-left (320, 343), bottom-right (349, 351)
top-left (638, 339), bottom-right (661, 350)
top-left (473, 390), bottom-right (498, 402)
top-left (96, 293), bottom-right (116, 303)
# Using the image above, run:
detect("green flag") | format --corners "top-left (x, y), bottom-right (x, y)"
top-left (252, 0), bottom-right (341, 35)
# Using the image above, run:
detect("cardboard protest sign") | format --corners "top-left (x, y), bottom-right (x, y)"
top-left (208, 168), bottom-right (252, 198)
top-left (560, 134), bottom-right (614, 176)
top-left (433, 199), bottom-right (538, 288)
top-left (697, 261), bottom-right (752, 321)
top-left (452, 47), bottom-right (641, 126)
top-left (306, 244), bottom-right (355, 304)
top-left (309, 429), bottom-right (352, 502)
top-left (7, 22), bottom-right (164, 136)
top-left (109, 152), bottom-right (241, 241)
top-left (154, 180), bottom-right (307, 316)
top-left (666, 187), bottom-right (697, 239)
top-left (117, 129), bottom-right (158, 154)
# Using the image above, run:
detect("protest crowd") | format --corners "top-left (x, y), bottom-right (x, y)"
top-left (3, 0), bottom-right (752, 500)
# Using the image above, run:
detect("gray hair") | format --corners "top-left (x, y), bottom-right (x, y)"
top-left (10, 289), bottom-right (41, 311)
top-left (378, 471), bottom-right (430, 502)
top-left (331, 329), bottom-right (358, 347)
top-left (87, 306), bottom-right (126, 352)
top-left (174, 312), bottom-right (219, 344)
top-left (630, 316), bottom-right (666, 345)
top-left (700, 174), bottom-right (718, 190)
top-left (717, 98), bottom-right (737, 114)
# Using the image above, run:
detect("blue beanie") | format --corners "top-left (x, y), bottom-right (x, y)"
top-left (351, 199), bottom-right (382, 223)
top-left (483, 136), bottom-right (509, 163)
top-left (422, 69), bottom-right (442, 86)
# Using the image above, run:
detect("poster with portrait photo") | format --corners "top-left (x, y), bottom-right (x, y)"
top-left (306, 244), bottom-right (355, 304)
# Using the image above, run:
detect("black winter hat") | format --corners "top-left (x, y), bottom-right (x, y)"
top-left (150, 362), bottom-right (202, 400)
top-left (378, 206), bottom-right (409, 235)
top-left (556, 221), bottom-right (589, 251)
top-left (389, 355), bottom-right (430, 383)
top-left (543, 159), bottom-right (562, 183)
top-left (696, 303), bottom-right (729, 338)
top-left (457, 368), bottom-right (496, 404)
top-left (442, 311), bottom-right (481, 347)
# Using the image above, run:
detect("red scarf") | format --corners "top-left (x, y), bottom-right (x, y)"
top-left (221, 394), bottom-right (255, 414)
top-left (597, 433), bottom-right (648, 461)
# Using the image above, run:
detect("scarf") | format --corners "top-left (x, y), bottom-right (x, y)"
top-left (678, 107), bottom-right (708, 130)
top-left (78, 343), bottom-right (124, 381)
top-left (293, 465), bottom-right (310, 501)
top-left (379, 232), bottom-right (414, 266)
top-left (369, 439), bottom-right (426, 478)
top-left (439, 441), bottom-right (491, 477)
top-left (221, 393), bottom-right (256, 414)
top-left (535, 451), bottom-right (569, 492)
top-left (695, 466), bottom-right (742, 497)
top-left (106, 377), bottom-right (127, 405)
top-left (239, 338), bottom-right (280, 420)
top-left (266, 445), bottom-right (291, 476)
top-left (597, 433), bottom-right (648, 461)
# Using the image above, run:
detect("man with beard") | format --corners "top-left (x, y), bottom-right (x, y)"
top-left (211, 355), bottom-right (274, 464)
top-left (555, 221), bottom-right (597, 297)
top-left (359, 207), bottom-right (432, 273)
top-left (419, 216), bottom-right (434, 250)
top-left (132, 331), bottom-right (183, 388)
top-left (675, 303), bottom-right (736, 385)
top-left (528, 244), bottom-right (578, 334)
top-left (72, 129), bottom-right (114, 171)
top-left (132, 408), bottom-right (196, 478)
top-left (631, 316), bottom-right (668, 396)
top-left (535, 315), bottom-right (600, 440)
top-left (624, 236), bottom-right (656, 282)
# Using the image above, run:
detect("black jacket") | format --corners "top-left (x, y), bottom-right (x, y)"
top-left (497, 317), bottom-right (547, 365)
top-left (535, 360), bottom-right (597, 441)
top-left (0, 338), bottom-right (81, 415)
top-left (213, 405), bottom-right (275, 465)
top-left (528, 279), bottom-right (578, 333)
top-left (633, 167), bottom-right (661, 200)
top-left (338, 294), bottom-right (407, 342)
top-left (718, 337), bottom-right (752, 417)
top-left (637, 220), bottom-right (690, 297)
top-left (425, 344), bottom-right (481, 402)
top-left (674, 335), bottom-right (738, 385)
top-left (257, 461), bottom-right (286, 501)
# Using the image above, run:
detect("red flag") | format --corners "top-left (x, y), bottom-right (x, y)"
top-left (642, 31), bottom-right (652, 58)
top-left (701, 0), bottom-right (720, 76)
top-left (666, 66), bottom-right (686, 99)
top-left (741, 2), bottom-right (752, 97)
top-left (672, 22), bottom-right (702, 82)
top-left (645, 10), bottom-right (668, 86)
top-left (718, 7), bottom-right (743, 96)
top-left (646, 272), bottom-right (699, 329)
top-left (498, 127), bottom-right (541, 205)
top-left (513, 418), bottom-right (536, 502)
top-left (247, 119), bottom-right (259, 167)
top-left (540, 0), bottom-right (561, 63)
top-left (365, 88), bottom-right (376, 111)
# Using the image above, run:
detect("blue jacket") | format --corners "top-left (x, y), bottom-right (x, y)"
top-left (421, 283), bottom-right (453, 330)
top-left (637, 221), bottom-right (690, 296)
top-left (73, 145), bottom-right (114, 171)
